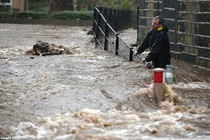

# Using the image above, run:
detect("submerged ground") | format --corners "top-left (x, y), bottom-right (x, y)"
top-left (0, 24), bottom-right (210, 140)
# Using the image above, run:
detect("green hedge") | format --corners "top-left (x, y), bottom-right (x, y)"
top-left (16, 11), bottom-right (48, 19)
top-left (0, 12), bottom-right (13, 18)
top-left (0, 11), bottom-right (93, 20)
top-left (50, 11), bottom-right (93, 20)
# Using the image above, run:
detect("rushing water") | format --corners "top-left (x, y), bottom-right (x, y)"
top-left (0, 24), bottom-right (210, 140)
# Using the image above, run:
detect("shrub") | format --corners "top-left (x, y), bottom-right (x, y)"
top-left (49, 11), bottom-right (93, 20)
top-left (15, 11), bottom-right (48, 19)
top-left (0, 12), bottom-right (13, 18)
top-left (0, 10), bottom-right (93, 21)
top-left (120, 0), bottom-right (131, 10)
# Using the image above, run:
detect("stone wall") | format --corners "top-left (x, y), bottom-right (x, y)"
top-left (138, 0), bottom-right (210, 69)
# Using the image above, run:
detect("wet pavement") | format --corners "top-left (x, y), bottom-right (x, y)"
top-left (0, 24), bottom-right (210, 140)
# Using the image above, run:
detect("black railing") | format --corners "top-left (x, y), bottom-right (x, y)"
top-left (93, 7), bottom-right (141, 62)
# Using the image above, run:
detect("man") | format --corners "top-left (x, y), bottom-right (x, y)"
top-left (134, 16), bottom-right (171, 69)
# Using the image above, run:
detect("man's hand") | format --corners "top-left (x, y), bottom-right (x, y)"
top-left (142, 57), bottom-right (146, 63)
top-left (142, 58), bottom-right (152, 69)
top-left (133, 50), bottom-right (138, 56)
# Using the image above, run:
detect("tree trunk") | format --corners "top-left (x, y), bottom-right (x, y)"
top-left (48, 0), bottom-right (67, 14)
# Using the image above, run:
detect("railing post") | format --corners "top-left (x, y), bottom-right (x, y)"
top-left (129, 47), bottom-right (133, 61)
top-left (137, 6), bottom-right (140, 43)
top-left (115, 34), bottom-right (119, 55)
top-left (93, 8), bottom-right (96, 36)
top-left (104, 22), bottom-right (108, 51)
top-left (95, 12), bottom-right (101, 48)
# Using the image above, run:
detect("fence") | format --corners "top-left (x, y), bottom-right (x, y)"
top-left (137, 0), bottom-right (210, 69)
top-left (93, 7), bottom-right (141, 62)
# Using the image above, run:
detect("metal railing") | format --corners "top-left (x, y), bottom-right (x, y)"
top-left (93, 7), bottom-right (141, 62)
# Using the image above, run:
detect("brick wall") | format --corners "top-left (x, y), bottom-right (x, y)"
top-left (12, 0), bottom-right (27, 12)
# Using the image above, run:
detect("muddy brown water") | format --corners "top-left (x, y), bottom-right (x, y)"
top-left (0, 24), bottom-right (210, 139)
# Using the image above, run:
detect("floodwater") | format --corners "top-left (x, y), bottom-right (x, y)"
top-left (0, 24), bottom-right (210, 140)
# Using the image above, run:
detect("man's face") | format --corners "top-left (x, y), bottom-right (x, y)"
top-left (152, 18), bottom-right (161, 30)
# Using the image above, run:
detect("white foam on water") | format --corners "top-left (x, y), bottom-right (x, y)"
top-left (77, 75), bottom-right (95, 80)
top-left (173, 82), bottom-right (210, 89)
top-left (8, 104), bottom-right (210, 140)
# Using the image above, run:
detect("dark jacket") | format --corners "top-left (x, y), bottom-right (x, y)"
top-left (137, 26), bottom-right (171, 69)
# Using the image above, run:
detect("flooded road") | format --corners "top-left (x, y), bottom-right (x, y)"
top-left (0, 24), bottom-right (210, 139)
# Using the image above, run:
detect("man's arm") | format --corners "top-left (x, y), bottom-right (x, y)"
top-left (133, 30), bottom-right (152, 56)
top-left (137, 33), bottom-right (150, 54)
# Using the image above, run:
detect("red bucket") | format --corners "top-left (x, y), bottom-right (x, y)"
top-left (153, 68), bottom-right (165, 83)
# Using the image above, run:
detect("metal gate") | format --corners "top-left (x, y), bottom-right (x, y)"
top-left (93, 7), bottom-right (142, 62)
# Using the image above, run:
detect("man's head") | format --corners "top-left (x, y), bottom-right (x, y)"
top-left (152, 16), bottom-right (164, 30)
